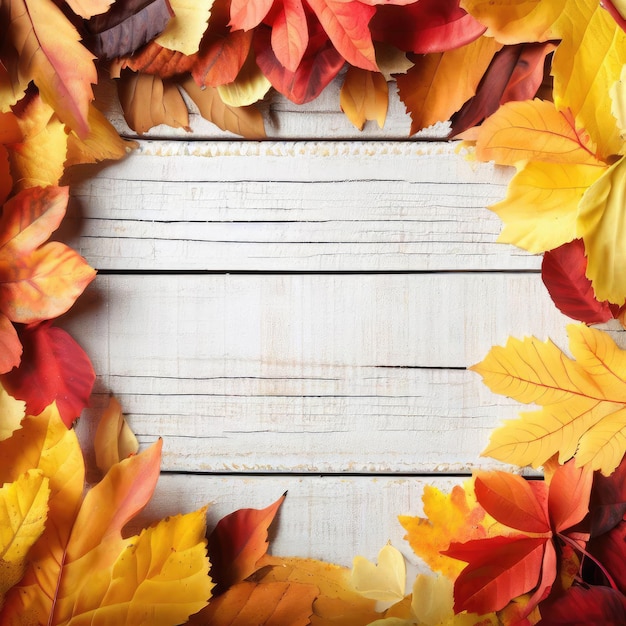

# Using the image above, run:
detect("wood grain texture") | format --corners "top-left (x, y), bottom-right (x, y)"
top-left (64, 140), bottom-right (530, 272)
top-left (94, 73), bottom-right (443, 140)
top-left (67, 272), bottom-right (570, 473)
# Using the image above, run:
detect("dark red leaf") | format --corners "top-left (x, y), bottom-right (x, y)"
top-left (254, 22), bottom-right (343, 104)
top-left (541, 239), bottom-right (615, 325)
top-left (87, 0), bottom-right (174, 60)
top-left (588, 454), bottom-right (626, 538)
top-left (588, 521), bottom-right (626, 594)
top-left (207, 494), bottom-right (286, 594)
top-left (450, 42), bottom-right (554, 137)
top-left (369, 0), bottom-right (485, 54)
top-left (1, 321), bottom-right (95, 427)
top-left (537, 585), bottom-right (626, 625)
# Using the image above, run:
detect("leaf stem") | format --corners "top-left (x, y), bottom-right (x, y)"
top-left (601, 0), bottom-right (626, 32)
top-left (558, 533), bottom-right (618, 592)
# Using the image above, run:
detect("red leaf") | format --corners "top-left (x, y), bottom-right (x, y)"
top-left (230, 0), bottom-right (274, 30)
top-left (548, 458), bottom-right (593, 533)
top-left (537, 585), bottom-right (626, 625)
top-left (370, 0), bottom-right (485, 54)
top-left (542, 239), bottom-right (615, 325)
top-left (86, 0), bottom-right (174, 59)
top-left (589, 521), bottom-right (626, 594)
top-left (474, 471), bottom-right (550, 534)
top-left (588, 454), bottom-right (626, 537)
top-left (444, 535), bottom-right (549, 614)
top-left (269, 0), bottom-right (309, 72)
top-left (450, 42), bottom-right (554, 137)
top-left (207, 493), bottom-right (286, 593)
top-left (254, 23), bottom-right (344, 104)
top-left (1, 321), bottom-right (94, 427)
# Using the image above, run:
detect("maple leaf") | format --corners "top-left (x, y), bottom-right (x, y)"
top-left (94, 396), bottom-right (139, 476)
top-left (399, 481), bottom-right (490, 579)
top-left (396, 36), bottom-right (501, 135)
top-left (117, 70), bottom-right (191, 134)
top-left (370, 0), bottom-right (486, 54)
top-left (0, 0), bottom-right (96, 138)
top-left (541, 239), bottom-right (622, 325)
top-left (0, 186), bottom-right (95, 374)
top-left (207, 493), bottom-right (285, 594)
top-left (351, 543), bottom-right (406, 603)
top-left (473, 324), bottom-right (626, 475)
top-left (340, 67), bottom-right (388, 131)
top-left (444, 462), bottom-right (592, 615)
top-left (0, 403), bottom-right (212, 623)
top-left (0, 321), bottom-right (95, 427)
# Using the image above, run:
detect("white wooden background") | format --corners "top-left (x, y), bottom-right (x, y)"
top-left (60, 80), bottom-right (572, 573)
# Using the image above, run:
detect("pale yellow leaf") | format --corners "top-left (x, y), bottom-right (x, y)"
top-left (475, 324), bottom-right (626, 474)
top-left (411, 574), bottom-right (454, 626)
top-left (340, 67), bottom-right (388, 131)
top-left (490, 161), bottom-right (605, 254)
top-left (577, 156), bottom-right (626, 304)
top-left (366, 619), bottom-right (413, 626)
top-left (155, 0), bottom-right (215, 55)
top-left (474, 99), bottom-right (605, 166)
top-left (0, 53), bottom-right (28, 112)
top-left (94, 396), bottom-right (139, 475)
top-left (0, 384), bottom-right (24, 441)
top-left (351, 544), bottom-right (406, 603)
top-left (610, 65), bottom-right (626, 146)
top-left (0, 470), bottom-right (49, 598)
top-left (217, 54), bottom-right (272, 107)
top-left (375, 43), bottom-right (413, 81)
top-left (64, 0), bottom-right (113, 18)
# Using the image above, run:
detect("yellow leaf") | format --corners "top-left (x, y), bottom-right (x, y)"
top-left (0, 470), bottom-right (49, 599)
top-left (9, 95), bottom-right (67, 190)
top-left (94, 396), bottom-right (139, 475)
top-left (610, 65), bottom-right (626, 145)
top-left (340, 67), bottom-right (388, 131)
top-left (0, 383), bottom-right (24, 441)
top-left (399, 482), bottom-right (489, 579)
top-left (0, 53), bottom-right (28, 112)
top-left (254, 554), bottom-right (380, 624)
top-left (460, 0), bottom-right (566, 43)
top-left (396, 36), bottom-right (502, 135)
top-left (217, 54), bottom-right (272, 108)
top-left (66, 104), bottom-right (137, 168)
top-left (54, 508), bottom-right (212, 625)
top-left (551, 0), bottom-right (626, 159)
top-left (181, 76), bottom-right (266, 139)
top-left (351, 544), bottom-right (406, 603)
top-left (474, 99), bottom-right (605, 167)
top-left (577, 156), bottom-right (626, 303)
top-left (3, 0), bottom-right (96, 137)
top-left (411, 574), bottom-right (454, 626)
top-left (490, 160), bottom-right (605, 254)
top-left (156, 0), bottom-right (215, 55)
top-left (475, 324), bottom-right (626, 475)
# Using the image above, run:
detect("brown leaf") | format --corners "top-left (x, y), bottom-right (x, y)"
top-left (181, 75), bottom-right (265, 138)
top-left (86, 0), bottom-right (174, 60)
top-left (118, 70), bottom-right (190, 134)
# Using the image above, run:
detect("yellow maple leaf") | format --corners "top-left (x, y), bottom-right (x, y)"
top-left (399, 482), bottom-right (489, 579)
top-left (340, 67), bottom-right (389, 131)
top-left (0, 470), bottom-right (49, 603)
top-left (351, 544), bottom-right (406, 604)
top-left (474, 323), bottom-right (626, 475)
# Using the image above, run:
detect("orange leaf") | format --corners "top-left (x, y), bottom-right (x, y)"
top-left (0, 146), bottom-right (11, 205)
top-left (207, 493), bottom-right (286, 593)
top-left (2, 0), bottom-right (96, 137)
top-left (181, 76), bottom-right (266, 138)
top-left (0, 314), bottom-right (21, 373)
top-left (230, 0), bottom-right (274, 31)
top-left (195, 581), bottom-right (317, 626)
top-left (94, 396), bottom-right (139, 475)
top-left (270, 0), bottom-right (309, 72)
top-left (118, 41), bottom-right (196, 79)
top-left (118, 71), bottom-right (191, 134)
top-left (340, 67), bottom-right (388, 130)
top-left (305, 0), bottom-right (378, 71)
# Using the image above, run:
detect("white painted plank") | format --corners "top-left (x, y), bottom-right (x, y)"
top-left (65, 140), bottom-right (528, 272)
top-left (94, 73), bottom-right (441, 140)
top-left (128, 474), bottom-right (464, 572)
top-left (66, 272), bottom-right (570, 473)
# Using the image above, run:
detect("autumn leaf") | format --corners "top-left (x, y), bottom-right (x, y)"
top-left (116, 42), bottom-right (197, 79)
top-left (536, 585), bottom-right (626, 625)
top-left (0, 470), bottom-right (49, 602)
top-left (587, 453), bottom-right (626, 538)
top-left (268, 0), bottom-right (309, 72)
top-left (0, 382), bottom-right (24, 441)
top-left (1, 0), bottom-right (96, 138)
top-left (217, 52), bottom-right (272, 106)
top-left (396, 36), bottom-right (501, 135)
top-left (399, 481), bottom-right (489, 579)
top-left (64, 0), bottom-right (113, 19)
top-left (118, 70), bottom-right (191, 134)
top-left (474, 324), bottom-right (626, 475)
top-left (541, 239), bottom-right (619, 325)
top-left (181, 75), bottom-right (266, 138)
top-left (1, 322), bottom-right (95, 427)
top-left (155, 0), bottom-right (215, 55)
top-left (94, 396), bottom-right (139, 475)
top-left (351, 543), bottom-right (406, 603)
top-left (340, 67), bottom-right (388, 130)
top-left (207, 493), bottom-right (286, 594)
